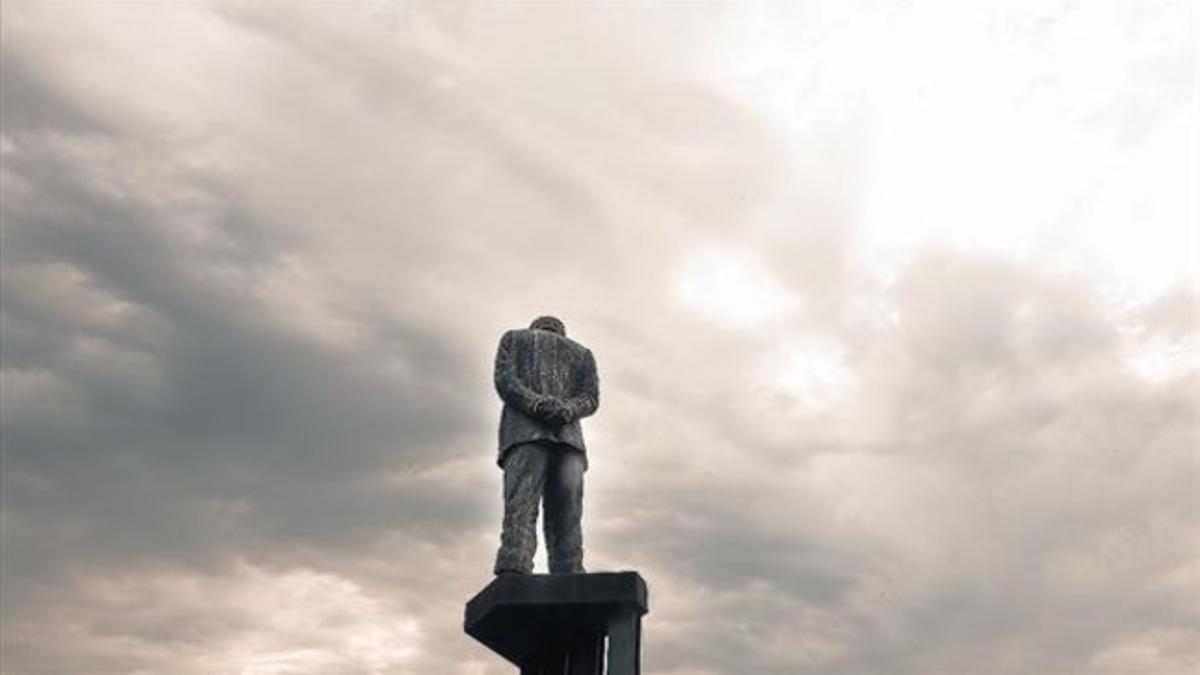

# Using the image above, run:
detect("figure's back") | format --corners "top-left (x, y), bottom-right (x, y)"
top-left (494, 324), bottom-right (599, 464)
top-left (504, 328), bottom-right (591, 399)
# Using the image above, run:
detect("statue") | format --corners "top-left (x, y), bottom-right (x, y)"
top-left (469, 319), bottom-right (647, 672)
top-left (492, 315), bottom-right (599, 575)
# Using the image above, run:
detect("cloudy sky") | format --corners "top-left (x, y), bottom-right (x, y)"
top-left (1, 2), bottom-right (1196, 674)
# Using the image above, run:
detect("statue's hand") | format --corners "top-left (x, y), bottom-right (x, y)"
top-left (531, 396), bottom-right (553, 417)
top-left (533, 397), bottom-right (573, 426)
top-left (547, 403), bottom-right (574, 426)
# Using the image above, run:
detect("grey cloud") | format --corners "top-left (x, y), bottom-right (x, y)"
top-left (0, 50), bottom-right (113, 135)
top-left (579, 246), bottom-right (1196, 675)
top-left (2, 3), bottom-right (1196, 675)
top-left (1, 56), bottom-right (487, 593)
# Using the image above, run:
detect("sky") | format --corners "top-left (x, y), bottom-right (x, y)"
top-left (0, 1), bottom-right (1196, 674)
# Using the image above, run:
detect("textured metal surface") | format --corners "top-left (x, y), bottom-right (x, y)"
top-left (494, 325), bottom-right (599, 467)
top-left (495, 442), bottom-right (585, 575)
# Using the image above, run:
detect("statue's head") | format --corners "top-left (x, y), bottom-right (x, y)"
top-left (529, 315), bottom-right (566, 336)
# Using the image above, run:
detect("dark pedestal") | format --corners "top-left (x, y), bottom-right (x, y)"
top-left (465, 572), bottom-right (649, 675)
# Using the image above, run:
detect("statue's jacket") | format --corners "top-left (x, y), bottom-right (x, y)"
top-left (494, 328), bottom-right (599, 468)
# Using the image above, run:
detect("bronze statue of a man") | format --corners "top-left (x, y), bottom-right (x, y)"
top-left (493, 316), bottom-right (599, 575)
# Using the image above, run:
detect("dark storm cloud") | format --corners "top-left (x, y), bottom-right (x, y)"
top-left (0, 7), bottom-right (523, 670)
top-left (0, 30), bottom-right (486, 583)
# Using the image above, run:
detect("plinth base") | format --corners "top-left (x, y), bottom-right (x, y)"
top-left (465, 571), bottom-right (648, 675)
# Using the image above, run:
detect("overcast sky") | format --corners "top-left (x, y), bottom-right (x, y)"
top-left (1, 2), bottom-right (1196, 674)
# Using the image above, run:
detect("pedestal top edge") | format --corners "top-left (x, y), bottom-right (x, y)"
top-left (465, 570), bottom-right (648, 624)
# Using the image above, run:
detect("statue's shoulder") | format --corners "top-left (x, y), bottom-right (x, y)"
top-left (501, 329), bottom-right (590, 358)
top-left (502, 328), bottom-right (535, 342)
top-left (499, 328), bottom-right (534, 342)
top-left (559, 335), bottom-right (592, 360)
top-left (499, 328), bottom-right (543, 352)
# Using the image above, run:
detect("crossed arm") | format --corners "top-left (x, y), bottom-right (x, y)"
top-left (494, 332), bottom-right (599, 426)
top-left (562, 350), bottom-right (599, 423)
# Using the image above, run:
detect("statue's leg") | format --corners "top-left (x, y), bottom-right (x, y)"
top-left (494, 443), bottom-right (549, 575)
top-left (544, 448), bottom-right (585, 574)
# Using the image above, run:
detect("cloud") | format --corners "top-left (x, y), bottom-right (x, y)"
top-left (2, 2), bottom-right (1195, 674)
